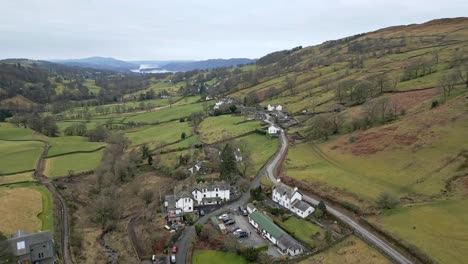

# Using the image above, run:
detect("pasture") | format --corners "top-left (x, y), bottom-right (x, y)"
top-left (125, 121), bottom-right (192, 147)
top-left (0, 172), bottom-right (35, 185)
top-left (0, 123), bottom-right (40, 140)
top-left (198, 115), bottom-right (262, 144)
top-left (0, 183), bottom-right (53, 235)
top-left (369, 199), bottom-right (468, 264)
top-left (235, 134), bottom-right (279, 177)
top-left (192, 250), bottom-right (249, 264)
top-left (47, 136), bottom-right (106, 157)
top-left (125, 102), bottom-right (205, 123)
top-left (44, 150), bottom-right (104, 178)
top-left (300, 235), bottom-right (391, 264)
top-left (0, 140), bottom-right (44, 174)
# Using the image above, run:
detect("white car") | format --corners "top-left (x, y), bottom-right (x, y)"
top-left (218, 214), bottom-right (228, 220)
top-left (170, 254), bottom-right (176, 263)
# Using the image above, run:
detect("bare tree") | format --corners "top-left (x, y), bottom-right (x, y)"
top-left (439, 71), bottom-right (458, 100)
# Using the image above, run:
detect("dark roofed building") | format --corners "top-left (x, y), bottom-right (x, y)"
top-left (3, 230), bottom-right (55, 264)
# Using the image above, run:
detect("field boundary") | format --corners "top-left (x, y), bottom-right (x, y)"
top-left (0, 169), bottom-right (35, 176)
top-left (46, 146), bottom-right (106, 158)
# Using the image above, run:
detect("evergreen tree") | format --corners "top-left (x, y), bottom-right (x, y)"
top-left (219, 143), bottom-right (238, 182)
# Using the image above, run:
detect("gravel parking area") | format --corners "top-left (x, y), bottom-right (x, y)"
top-left (226, 210), bottom-right (282, 257)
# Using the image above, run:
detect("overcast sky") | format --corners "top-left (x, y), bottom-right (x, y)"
top-left (1, 0), bottom-right (467, 61)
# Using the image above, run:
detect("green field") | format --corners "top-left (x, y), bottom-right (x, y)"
top-left (0, 123), bottom-right (41, 140)
top-left (125, 102), bottom-right (204, 123)
top-left (235, 134), bottom-right (279, 177)
top-left (160, 134), bottom-right (201, 151)
top-left (300, 235), bottom-right (391, 264)
top-left (44, 150), bottom-right (104, 178)
top-left (125, 121), bottom-right (192, 147)
top-left (198, 115), bottom-right (262, 144)
top-left (0, 140), bottom-right (44, 174)
top-left (0, 172), bottom-right (35, 185)
top-left (369, 199), bottom-right (468, 264)
top-left (192, 250), bottom-right (249, 264)
top-left (0, 183), bottom-right (53, 235)
top-left (277, 216), bottom-right (323, 248)
top-left (47, 136), bottom-right (106, 157)
top-left (56, 121), bottom-right (102, 134)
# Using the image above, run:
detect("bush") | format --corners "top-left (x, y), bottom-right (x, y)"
top-left (179, 117), bottom-right (185, 122)
top-left (195, 223), bottom-right (203, 236)
top-left (376, 192), bottom-right (399, 209)
top-left (256, 244), bottom-right (268, 252)
top-left (181, 132), bottom-right (186, 139)
top-left (431, 100), bottom-right (439, 108)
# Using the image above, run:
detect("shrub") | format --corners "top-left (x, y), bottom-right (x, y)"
top-left (376, 192), bottom-right (399, 209)
top-left (195, 223), bottom-right (203, 236)
top-left (431, 100), bottom-right (439, 108)
top-left (256, 244), bottom-right (268, 252)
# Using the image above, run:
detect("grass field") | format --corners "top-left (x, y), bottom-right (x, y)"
top-left (125, 121), bottom-right (192, 147)
top-left (300, 235), bottom-right (391, 264)
top-left (198, 115), bottom-right (262, 144)
top-left (0, 183), bottom-right (53, 235)
top-left (0, 140), bottom-right (44, 174)
top-left (160, 134), bottom-right (201, 151)
top-left (47, 136), bottom-right (106, 157)
top-left (285, 97), bottom-right (468, 202)
top-left (235, 134), bottom-right (279, 177)
top-left (192, 250), bottom-right (249, 264)
top-left (0, 172), bottom-right (35, 185)
top-left (276, 216), bottom-right (323, 248)
top-left (44, 150), bottom-right (104, 178)
top-left (125, 102), bottom-right (204, 123)
top-left (0, 123), bottom-right (40, 140)
top-left (369, 199), bottom-right (468, 264)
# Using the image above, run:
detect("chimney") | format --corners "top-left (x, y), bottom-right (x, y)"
top-left (294, 187), bottom-right (298, 192)
top-left (276, 178), bottom-right (281, 183)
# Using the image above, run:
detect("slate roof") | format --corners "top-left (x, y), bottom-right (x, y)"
top-left (277, 233), bottom-right (304, 252)
top-left (6, 230), bottom-right (54, 261)
top-left (249, 211), bottom-right (285, 239)
top-left (292, 200), bottom-right (312, 212)
top-left (165, 195), bottom-right (176, 210)
top-left (173, 185), bottom-right (193, 200)
top-left (192, 181), bottom-right (229, 192)
top-left (274, 182), bottom-right (296, 199)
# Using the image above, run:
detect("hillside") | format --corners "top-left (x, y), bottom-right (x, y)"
top-left (53, 57), bottom-right (139, 72)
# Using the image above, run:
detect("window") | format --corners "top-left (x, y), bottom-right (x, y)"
top-left (204, 194), bottom-right (206, 198)
top-left (216, 193), bottom-right (218, 197)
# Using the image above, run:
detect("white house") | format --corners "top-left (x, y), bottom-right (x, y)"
top-left (246, 203), bottom-right (257, 214)
top-left (192, 181), bottom-right (230, 205)
top-left (267, 104), bottom-right (283, 112)
top-left (272, 180), bottom-right (315, 218)
top-left (268, 125), bottom-right (281, 135)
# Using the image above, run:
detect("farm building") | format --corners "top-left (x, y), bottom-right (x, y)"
top-left (246, 203), bottom-right (257, 214)
top-left (272, 180), bottom-right (314, 218)
top-left (2, 230), bottom-right (55, 264)
top-left (267, 104), bottom-right (283, 111)
top-left (248, 211), bottom-right (304, 256)
top-left (268, 125), bottom-right (280, 135)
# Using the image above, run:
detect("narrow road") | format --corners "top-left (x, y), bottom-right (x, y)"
top-left (34, 143), bottom-right (73, 264)
top-left (265, 131), bottom-right (414, 264)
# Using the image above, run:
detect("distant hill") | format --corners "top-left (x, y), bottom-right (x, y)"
top-left (158, 58), bottom-right (256, 72)
top-left (53, 57), bottom-right (138, 72)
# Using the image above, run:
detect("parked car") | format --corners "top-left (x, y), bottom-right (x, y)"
top-left (172, 245), bottom-right (178, 254)
top-left (199, 210), bottom-right (205, 216)
top-left (231, 227), bottom-right (241, 233)
top-left (218, 214), bottom-right (228, 220)
top-left (235, 231), bottom-right (249, 238)
top-left (242, 209), bottom-right (248, 216)
top-left (151, 255), bottom-right (157, 264)
top-left (225, 219), bottom-right (236, 225)
top-left (170, 254), bottom-right (176, 263)
top-left (222, 217), bottom-right (232, 223)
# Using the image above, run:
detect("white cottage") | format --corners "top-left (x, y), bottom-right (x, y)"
top-left (268, 125), bottom-right (280, 135)
top-left (267, 104), bottom-right (283, 112)
top-left (272, 180), bottom-right (314, 218)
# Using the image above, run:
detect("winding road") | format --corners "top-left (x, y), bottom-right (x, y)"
top-left (34, 143), bottom-right (73, 264)
top-left (265, 131), bottom-right (414, 264)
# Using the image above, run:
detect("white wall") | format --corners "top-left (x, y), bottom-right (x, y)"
top-left (192, 188), bottom-right (230, 205)
top-left (176, 197), bottom-right (193, 212)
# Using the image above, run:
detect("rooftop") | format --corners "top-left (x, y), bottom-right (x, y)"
top-left (249, 211), bottom-right (285, 239)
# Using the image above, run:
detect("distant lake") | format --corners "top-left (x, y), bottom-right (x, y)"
top-left (131, 64), bottom-right (173, 73)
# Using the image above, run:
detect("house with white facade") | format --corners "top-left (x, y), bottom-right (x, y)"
top-left (248, 211), bottom-right (304, 256)
top-left (192, 181), bottom-right (230, 205)
top-left (267, 104), bottom-right (283, 112)
top-left (268, 125), bottom-right (281, 135)
top-left (272, 180), bottom-right (315, 218)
